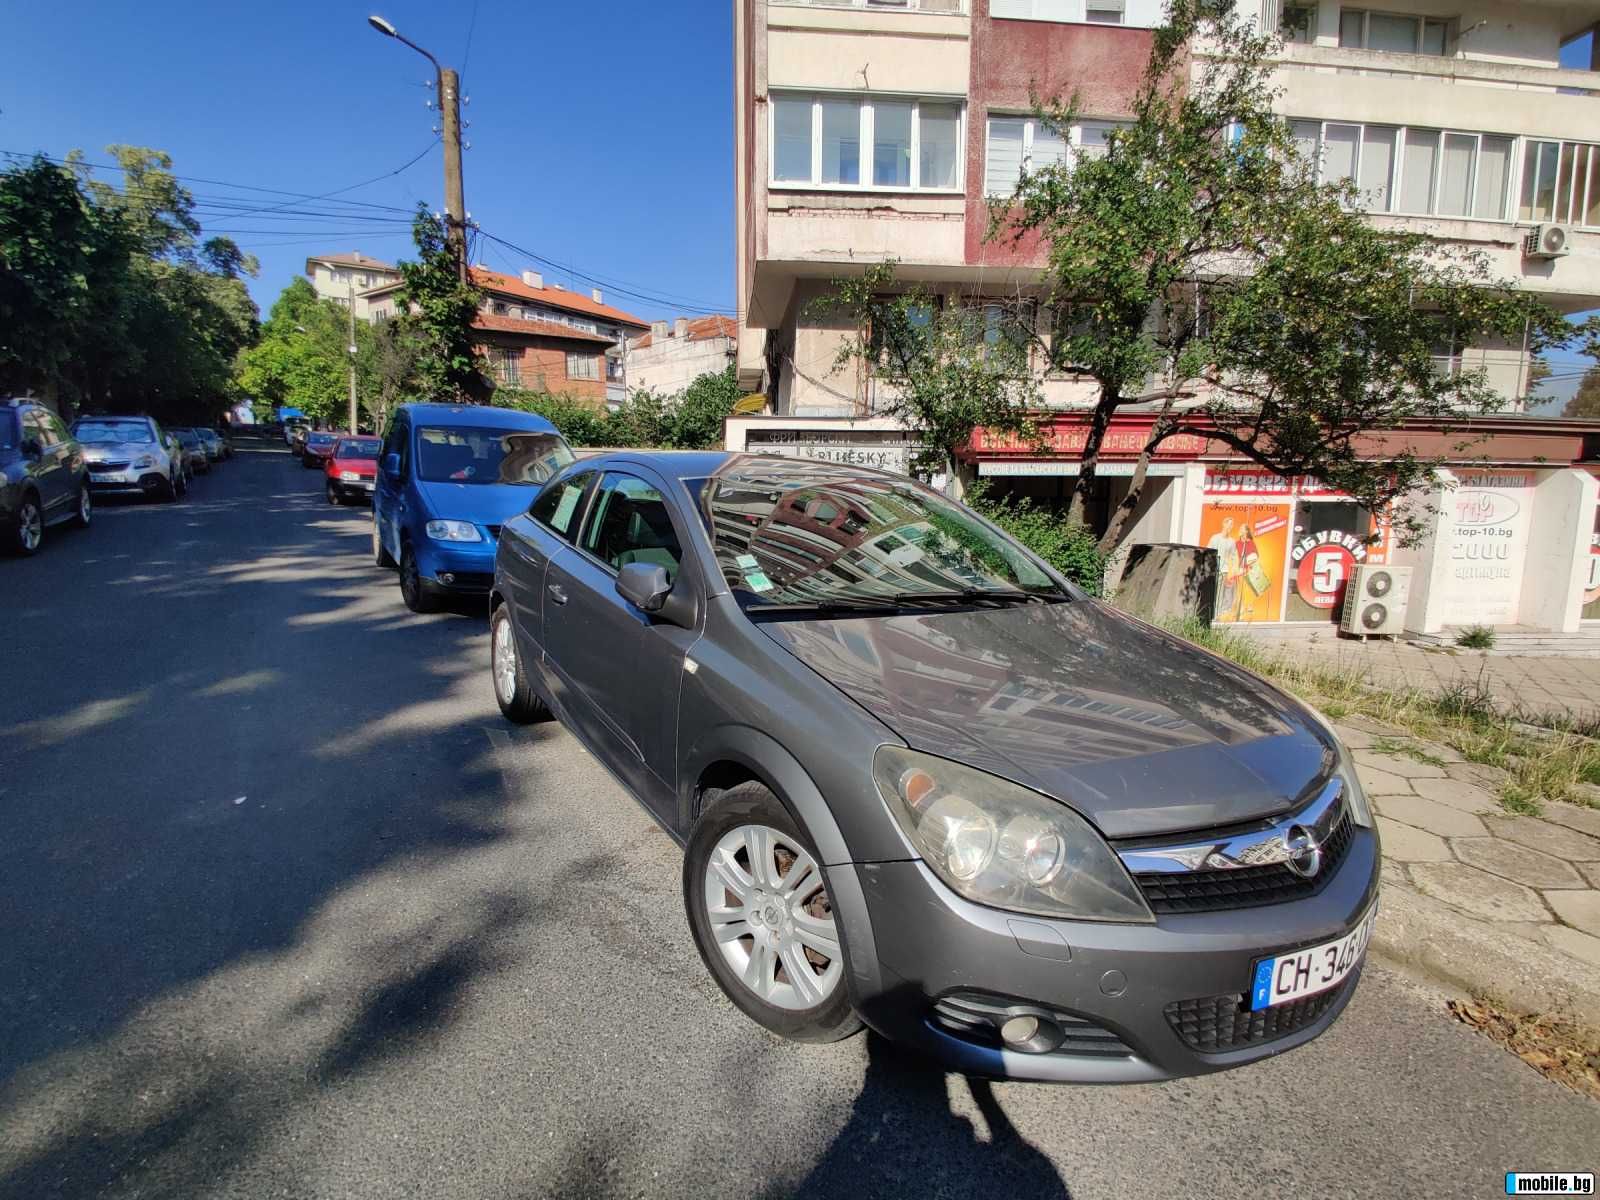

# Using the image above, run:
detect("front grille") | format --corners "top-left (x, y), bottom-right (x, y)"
top-left (88, 460), bottom-right (129, 472)
top-left (932, 992), bottom-right (1133, 1058)
top-left (1133, 810), bottom-right (1355, 915)
top-left (1165, 978), bottom-right (1352, 1053)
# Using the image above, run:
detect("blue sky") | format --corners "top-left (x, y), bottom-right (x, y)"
top-left (2, 0), bottom-right (736, 325)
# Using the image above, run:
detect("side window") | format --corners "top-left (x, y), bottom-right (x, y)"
top-left (581, 472), bottom-right (683, 581)
top-left (24, 410), bottom-right (55, 446)
top-left (530, 470), bottom-right (595, 541)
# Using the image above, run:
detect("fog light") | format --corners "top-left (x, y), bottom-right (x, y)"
top-left (438, 572), bottom-right (455, 585)
top-left (1000, 1013), bottom-right (1065, 1054)
top-left (1000, 1015), bottom-right (1039, 1045)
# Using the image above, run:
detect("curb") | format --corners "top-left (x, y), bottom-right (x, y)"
top-left (1372, 882), bottom-right (1600, 1026)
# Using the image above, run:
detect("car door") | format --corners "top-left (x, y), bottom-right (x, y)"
top-left (499, 468), bottom-right (597, 668)
top-left (541, 468), bottom-right (701, 824)
top-left (374, 416), bottom-right (409, 562)
top-left (23, 410), bottom-right (69, 516)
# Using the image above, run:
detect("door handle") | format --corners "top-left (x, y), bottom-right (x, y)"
top-left (547, 584), bottom-right (568, 606)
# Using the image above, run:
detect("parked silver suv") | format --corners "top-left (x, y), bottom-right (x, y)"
top-left (72, 415), bottom-right (187, 502)
top-left (488, 453), bottom-right (1379, 1083)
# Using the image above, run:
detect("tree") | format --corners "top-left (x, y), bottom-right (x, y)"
top-left (1566, 368), bottom-right (1600, 419)
top-left (663, 365), bottom-right (742, 449)
top-left (396, 205), bottom-right (485, 403)
top-left (828, 0), bottom-right (1561, 548)
top-left (236, 277), bottom-right (372, 427)
top-left (820, 270), bottom-right (1039, 485)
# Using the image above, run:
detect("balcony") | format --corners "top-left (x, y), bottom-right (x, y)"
top-left (1268, 42), bottom-right (1600, 96)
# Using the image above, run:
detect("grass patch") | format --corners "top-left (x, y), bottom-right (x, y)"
top-left (1455, 624), bottom-right (1496, 650)
top-left (1369, 735), bottom-right (1447, 768)
top-left (1162, 618), bottom-right (1600, 815)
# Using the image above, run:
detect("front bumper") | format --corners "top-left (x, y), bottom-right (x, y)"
top-left (848, 827), bottom-right (1379, 1083)
top-left (414, 537), bottom-right (497, 593)
top-left (331, 477), bottom-right (376, 497)
top-left (86, 469), bottom-right (168, 494)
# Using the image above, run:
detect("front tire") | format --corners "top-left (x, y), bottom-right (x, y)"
top-left (11, 491), bottom-right (44, 555)
top-left (490, 604), bottom-right (549, 723)
top-left (684, 783), bottom-right (862, 1044)
top-left (326, 480), bottom-right (342, 505)
top-left (398, 543), bottom-right (437, 613)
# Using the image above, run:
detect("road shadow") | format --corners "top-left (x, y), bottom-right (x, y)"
top-left (783, 1033), bottom-right (1070, 1200)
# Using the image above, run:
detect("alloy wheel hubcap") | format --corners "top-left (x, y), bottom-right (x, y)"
top-left (494, 619), bottom-right (517, 702)
top-left (80, 490), bottom-right (91, 522)
top-left (20, 504), bottom-right (41, 550)
top-left (703, 824), bottom-right (842, 1011)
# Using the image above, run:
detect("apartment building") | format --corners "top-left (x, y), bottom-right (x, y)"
top-left (364, 266), bottom-right (651, 406)
top-left (625, 316), bottom-right (738, 396)
top-left (304, 252), bottom-right (402, 321)
top-left (731, 0), bottom-right (1600, 632)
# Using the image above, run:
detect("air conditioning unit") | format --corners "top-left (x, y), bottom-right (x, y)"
top-left (1339, 564), bottom-right (1411, 639)
top-left (1524, 224), bottom-right (1572, 260)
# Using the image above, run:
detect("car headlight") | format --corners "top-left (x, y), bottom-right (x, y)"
top-left (1300, 705), bottom-right (1374, 829)
top-left (339, 470), bottom-right (360, 481)
top-left (133, 455), bottom-right (157, 469)
top-left (873, 746), bottom-right (1153, 923)
top-left (425, 519), bottom-right (482, 543)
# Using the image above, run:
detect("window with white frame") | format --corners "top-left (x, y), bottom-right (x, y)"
top-left (1338, 9), bottom-right (1450, 55)
top-left (1291, 120), bottom-right (1515, 220)
top-left (1281, 3), bottom-right (1316, 43)
top-left (770, 93), bottom-right (964, 191)
top-left (985, 116), bottom-right (1124, 197)
top-left (566, 351), bottom-right (600, 381)
top-left (1085, 0), bottom-right (1124, 23)
top-left (773, 0), bottom-right (964, 10)
top-left (1519, 139), bottom-right (1600, 227)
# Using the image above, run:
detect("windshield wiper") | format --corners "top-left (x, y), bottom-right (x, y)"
top-left (889, 588), bottom-right (1058, 608)
top-left (744, 598), bottom-right (906, 615)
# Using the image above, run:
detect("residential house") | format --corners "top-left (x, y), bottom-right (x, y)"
top-left (625, 315), bottom-right (738, 395)
top-left (305, 252), bottom-right (402, 321)
top-left (731, 0), bottom-right (1600, 633)
top-left (363, 266), bottom-right (652, 406)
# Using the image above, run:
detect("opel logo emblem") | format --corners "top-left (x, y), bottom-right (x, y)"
top-left (1283, 825), bottom-right (1323, 878)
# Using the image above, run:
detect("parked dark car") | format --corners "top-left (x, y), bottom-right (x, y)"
top-left (302, 429), bottom-right (342, 469)
top-left (373, 403), bottom-right (574, 612)
top-left (1, 399), bottom-right (92, 555)
top-left (71, 413), bottom-right (186, 502)
top-left (172, 428), bottom-right (211, 475)
top-left (487, 454), bottom-right (1379, 1083)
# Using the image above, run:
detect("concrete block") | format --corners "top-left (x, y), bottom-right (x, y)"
top-left (1112, 543), bottom-right (1217, 624)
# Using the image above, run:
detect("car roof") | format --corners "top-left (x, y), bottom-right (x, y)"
top-left (575, 450), bottom-right (915, 488)
top-left (579, 450), bottom-right (733, 480)
top-left (398, 402), bottom-right (560, 436)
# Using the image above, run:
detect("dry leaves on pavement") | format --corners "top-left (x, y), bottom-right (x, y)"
top-left (1448, 998), bottom-right (1600, 1101)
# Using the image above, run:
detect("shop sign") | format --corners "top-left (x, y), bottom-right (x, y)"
top-left (971, 426), bottom-right (1208, 457)
top-left (1290, 529), bottom-right (1369, 611)
top-left (1204, 469), bottom-right (1354, 498)
top-left (1442, 471), bottom-right (1533, 626)
top-left (745, 429), bottom-right (923, 475)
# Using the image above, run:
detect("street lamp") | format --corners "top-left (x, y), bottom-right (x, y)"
top-left (367, 13), bottom-right (465, 278)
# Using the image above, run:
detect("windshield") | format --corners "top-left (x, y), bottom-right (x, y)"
top-left (335, 438), bottom-right (381, 459)
top-left (175, 430), bottom-right (200, 446)
top-left (415, 426), bottom-right (574, 485)
top-left (307, 432), bottom-right (336, 448)
top-left (74, 420), bottom-right (154, 445)
top-left (694, 462), bottom-right (1061, 608)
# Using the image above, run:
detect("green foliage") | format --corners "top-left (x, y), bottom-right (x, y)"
top-left (497, 365), bottom-right (741, 451)
top-left (397, 206), bottom-right (485, 403)
top-left (0, 149), bottom-right (258, 422)
top-left (1565, 367), bottom-right (1600, 419)
top-left (1455, 625), bottom-right (1496, 650)
top-left (236, 277), bottom-right (376, 428)
top-left (817, 265), bottom-right (1040, 479)
top-left (963, 481), bottom-right (1109, 595)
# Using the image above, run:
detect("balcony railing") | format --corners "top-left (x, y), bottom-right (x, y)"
top-left (1237, 41), bottom-right (1600, 96)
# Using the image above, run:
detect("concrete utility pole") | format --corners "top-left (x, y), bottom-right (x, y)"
top-left (347, 275), bottom-right (359, 432)
top-left (367, 15), bottom-right (468, 278)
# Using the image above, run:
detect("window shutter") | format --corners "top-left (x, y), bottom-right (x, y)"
top-left (986, 118), bottom-right (1025, 197)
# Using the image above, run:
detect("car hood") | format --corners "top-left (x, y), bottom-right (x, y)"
top-left (757, 600), bottom-right (1334, 839)
top-left (413, 479), bottom-right (534, 529)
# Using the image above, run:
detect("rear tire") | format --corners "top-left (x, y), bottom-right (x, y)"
top-left (73, 484), bottom-right (93, 528)
top-left (684, 782), bottom-right (862, 1044)
top-left (399, 543), bottom-right (438, 613)
top-left (161, 470), bottom-right (180, 502)
top-left (490, 604), bottom-right (550, 723)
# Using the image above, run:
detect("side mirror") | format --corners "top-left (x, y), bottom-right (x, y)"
top-left (382, 451), bottom-right (401, 478)
top-left (616, 562), bottom-right (671, 614)
top-left (20, 437), bottom-right (42, 459)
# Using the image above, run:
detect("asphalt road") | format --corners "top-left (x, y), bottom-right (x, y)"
top-left (1, 435), bottom-right (1595, 1200)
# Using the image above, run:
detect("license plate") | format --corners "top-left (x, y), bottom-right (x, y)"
top-left (1250, 904), bottom-right (1376, 1010)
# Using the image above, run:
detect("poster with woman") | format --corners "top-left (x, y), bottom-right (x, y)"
top-left (1199, 503), bottom-right (1291, 622)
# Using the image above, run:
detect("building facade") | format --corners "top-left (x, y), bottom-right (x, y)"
top-left (731, 0), bottom-right (1600, 633)
top-left (625, 316), bottom-right (738, 396)
top-left (305, 253), bottom-right (402, 321)
top-left (364, 266), bottom-right (651, 407)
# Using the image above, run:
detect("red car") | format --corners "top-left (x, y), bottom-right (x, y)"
top-left (324, 435), bottom-right (382, 505)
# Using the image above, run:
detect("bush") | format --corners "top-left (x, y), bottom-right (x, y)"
top-left (964, 481), bottom-right (1109, 596)
top-left (1455, 625), bottom-right (1496, 650)
top-left (492, 365), bottom-right (740, 451)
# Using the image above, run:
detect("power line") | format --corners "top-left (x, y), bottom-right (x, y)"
top-left (477, 229), bottom-right (735, 316)
top-left (461, 0), bottom-right (481, 87)
top-left (193, 139), bottom-right (439, 224)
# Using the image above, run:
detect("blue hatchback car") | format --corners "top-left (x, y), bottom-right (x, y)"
top-left (372, 403), bottom-right (574, 612)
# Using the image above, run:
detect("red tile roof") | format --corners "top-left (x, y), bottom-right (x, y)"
top-left (467, 267), bottom-right (650, 330)
top-left (629, 314), bottom-right (738, 351)
top-left (471, 312), bottom-right (615, 344)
